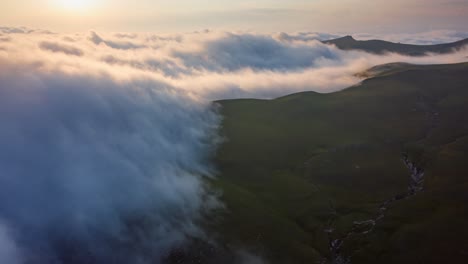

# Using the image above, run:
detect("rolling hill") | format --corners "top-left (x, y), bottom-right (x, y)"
top-left (207, 62), bottom-right (468, 263)
top-left (323, 35), bottom-right (468, 55)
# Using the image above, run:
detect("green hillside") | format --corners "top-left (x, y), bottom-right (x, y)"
top-left (323, 36), bottom-right (468, 55)
top-left (210, 62), bottom-right (468, 263)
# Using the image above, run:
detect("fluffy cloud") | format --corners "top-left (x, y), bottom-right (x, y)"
top-left (0, 27), bottom-right (32, 34)
top-left (0, 222), bottom-right (22, 264)
top-left (0, 28), bottom-right (466, 263)
top-left (0, 47), bottom-right (220, 263)
top-left (114, 33), bottom-right (138, 39)
top-left (39, 41), bottom-right (84, 56)
top-left (89, 31), bottom-right (146, 50)
top-left (172, 33), bottom-right (340, 72)
top-left (275, 32), bottom-right (340, 43)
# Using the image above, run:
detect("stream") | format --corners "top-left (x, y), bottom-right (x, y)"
top-left (322, 153), bottom-right (425, 264)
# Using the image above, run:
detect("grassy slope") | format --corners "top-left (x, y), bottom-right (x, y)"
top-left (323, 36), bottom-right (468, 55)
top-left (213, 62), bottom-right (468, 263)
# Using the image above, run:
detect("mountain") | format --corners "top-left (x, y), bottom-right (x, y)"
top-left (323, 35), bottom-right (468, 55)
top-left (209, 62), bottom-right (468, 263)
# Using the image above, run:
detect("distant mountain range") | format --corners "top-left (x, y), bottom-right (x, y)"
top-left (323, 35), bottom-right (468, 55)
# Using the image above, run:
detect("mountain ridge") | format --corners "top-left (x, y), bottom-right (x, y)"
top-left (323, 35), bottom-right (468, 55)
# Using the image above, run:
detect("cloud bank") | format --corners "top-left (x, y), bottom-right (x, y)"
top-left (0, 41), bottom-right (220, 263)
top-left (0, 221), bottom-right (22, 264)
top-left (39, 41), bottom-right (84, 56)
top-left (0, 28), bottom-right (466, 263)
top-left (89, 31), bottom-right (146, 50)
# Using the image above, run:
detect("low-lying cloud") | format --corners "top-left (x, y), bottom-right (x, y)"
top-left (0, 27), bottom-right (32, 34)
top-left (0, 50), bottom-right (220, 263)
top-left (90, 31), bottom-right (146, 50)
top-left (173, 33), bottom-right (340, 72)
top-left (0, 28), bottom-right (466, 263)
top-left (0, 221), bottom-right (22, 264)
top-left (39, 41), bottom-right (84, 56)
top-left (275, 32), bottom-right (340, 43)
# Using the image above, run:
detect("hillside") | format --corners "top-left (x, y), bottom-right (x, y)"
top-left (210, 62), bottom-right (468, 263)
top-left (323, 35), bottom-right (468, 55)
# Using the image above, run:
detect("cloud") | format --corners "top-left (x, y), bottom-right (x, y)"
top-left (89, 31), bottom-right (146, 50)
top-left (100, 55), bottom-right (190, 77)
top-left (114, 33), bottom-right (138, 39)
top-left (62, 36), bottom-right (77, 42)
top-left (0, 222), bottom-right (22, 264)
top-left (0, 27), bottom-right (31, 34)
top-left (39, 41), bottom-right (84, 56)
top-left (0, 54), bottom-right (220, 263)
top-left (275, 32), bottom-right (340, 43)
top-left (0, 28), bottom-right (466, 263)
top-left (173, 33), bottom-right (340, 72)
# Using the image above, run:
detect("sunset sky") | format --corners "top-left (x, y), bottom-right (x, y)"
top-left (1, 0), bottom-right (467, 33)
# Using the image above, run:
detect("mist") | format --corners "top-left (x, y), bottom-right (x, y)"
top-left (0, 56), bottom-right (221, 263)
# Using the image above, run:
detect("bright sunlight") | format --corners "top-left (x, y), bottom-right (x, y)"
top-left (54, 0), bottom-right (94, 11)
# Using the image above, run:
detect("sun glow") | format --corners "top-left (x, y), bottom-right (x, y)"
top-left (55, 0), bottom-right (94, 11)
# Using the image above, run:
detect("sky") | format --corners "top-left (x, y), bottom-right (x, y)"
top-left (1, 0), bottom-right (468, 33)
